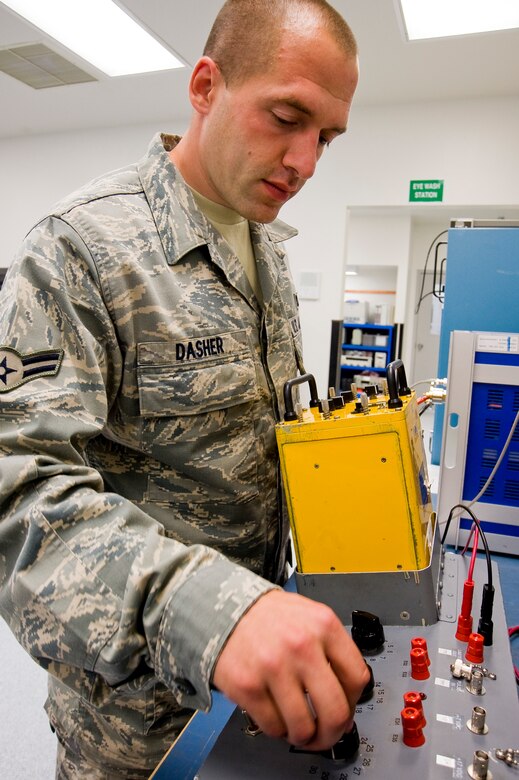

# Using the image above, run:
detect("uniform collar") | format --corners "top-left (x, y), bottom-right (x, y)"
top-left (137, 133), bottom-right (298, 267)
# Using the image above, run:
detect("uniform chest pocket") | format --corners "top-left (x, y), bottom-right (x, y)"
top-left (136, 329), bottom-right (259, 417)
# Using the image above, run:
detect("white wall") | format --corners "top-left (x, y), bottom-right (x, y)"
top-left (340, 96), bottom-right (519, 206)
top-left (2, 96), bottom-right (519, 389)
top-left (0, 121), bottom-right (186, 263)
top-left (0, 618), bottom-right (56, 778)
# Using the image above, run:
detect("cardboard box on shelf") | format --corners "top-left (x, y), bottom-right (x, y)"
top-left (372, 303), bottom-right (394, 325)
top-left (341, 350), bottom-right (373, 367)
top-left (353, 373), bottom-right (380, 388)
top-left (374, 352), bottom-right (387, 368)
top-left (344, 300), bottom-right (368, 324)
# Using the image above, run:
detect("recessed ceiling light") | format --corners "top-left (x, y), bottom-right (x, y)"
top-left (398, 0), bottom-right (519, 41)
top-left (0, 0), bottom-right (185, 76)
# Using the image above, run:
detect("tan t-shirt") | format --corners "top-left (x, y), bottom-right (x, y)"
top-left (189, 187), bottom-right (262, 303)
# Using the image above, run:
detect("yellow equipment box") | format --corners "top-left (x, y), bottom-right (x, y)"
top-left (276, 365), bottom-right (434, 574)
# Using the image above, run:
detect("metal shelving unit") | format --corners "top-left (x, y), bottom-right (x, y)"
top-left (329, 320), bottom-right (396, 391)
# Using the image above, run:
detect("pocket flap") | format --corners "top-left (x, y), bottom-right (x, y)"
top-left (137, 330), bottom-right (258, 416)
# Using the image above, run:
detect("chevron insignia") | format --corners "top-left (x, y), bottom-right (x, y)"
top-left (0, 347), bottom-right (64, 393)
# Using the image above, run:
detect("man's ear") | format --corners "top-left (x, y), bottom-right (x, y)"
top-left (188, 56), bottom-right (224, 115)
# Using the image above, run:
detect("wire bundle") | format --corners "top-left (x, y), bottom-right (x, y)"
top-left (441, 505), bottom-right (494, 646)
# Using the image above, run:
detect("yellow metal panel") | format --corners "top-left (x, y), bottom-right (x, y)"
top-left (276, 394), bottom-right (433, 575)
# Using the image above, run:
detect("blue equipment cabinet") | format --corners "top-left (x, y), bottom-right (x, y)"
top-left (432, 221), bottom-right (519, 465)
top-left (437, 330), bottom-right (519, 554)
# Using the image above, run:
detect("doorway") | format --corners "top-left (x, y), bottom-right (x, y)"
top-left (411, 271), bottom-right (441, 385)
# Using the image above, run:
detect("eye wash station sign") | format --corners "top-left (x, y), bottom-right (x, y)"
top-left (409, 179), bottom-right (444, 202)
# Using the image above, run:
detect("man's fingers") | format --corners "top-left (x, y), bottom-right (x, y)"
top-left (313, 607), bottom-right (370, 709)
top-left (215, 661), bottom-right (288, 740)
top-left (326, 632), bottom-right (371, 713)
top-left (222, 661), bottom-right (319, 745)
top-left (248, 672), bottom-right (347, 751)
top-left (266, 674), bottom-right (318, 747)
top-left (241, 692), bottom-right (287, 740)
top-left (301, 670), bottom-right (352, 750)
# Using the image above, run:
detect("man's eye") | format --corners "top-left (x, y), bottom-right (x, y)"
top-left (319, 135), bottom-right (330, 147)
top-left (273, 114), bottom-right (296, 127)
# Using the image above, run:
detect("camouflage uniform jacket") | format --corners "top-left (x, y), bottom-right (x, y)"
top-left (0, 134), bottom-right (304, 724)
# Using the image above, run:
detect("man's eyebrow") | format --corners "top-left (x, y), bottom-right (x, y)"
top-left (275, 97), bottom-right (347, 135)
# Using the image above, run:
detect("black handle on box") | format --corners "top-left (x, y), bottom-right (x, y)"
top-left (386, 360), bottom-right (411, 409)
top-left (283, 373), bottom-right (320, 421)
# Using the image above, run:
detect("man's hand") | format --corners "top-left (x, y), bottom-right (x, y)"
top-left (212, 590), bottom-right (370, 751)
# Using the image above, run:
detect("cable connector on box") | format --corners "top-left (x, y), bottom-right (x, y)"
top-left (426, 378), bottom-right (448, 404)
top-left (477, 583), bottom-right (495, 646)
top-left (456, 579), bottom-right (474, 642)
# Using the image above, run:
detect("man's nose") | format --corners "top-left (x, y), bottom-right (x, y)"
top-left (283, 133), bottom-right (319, 181)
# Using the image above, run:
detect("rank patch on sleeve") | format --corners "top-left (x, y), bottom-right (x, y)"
top-left (289, 315), bottom-right (301, 338)
top-left (0, 347), bottom-right (64, 392)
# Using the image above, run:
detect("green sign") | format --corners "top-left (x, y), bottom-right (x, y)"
top-left (409, 179), bottom-right (444, 202)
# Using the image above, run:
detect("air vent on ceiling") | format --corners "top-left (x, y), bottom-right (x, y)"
top-left (0, 43), bottom-right (97, 89)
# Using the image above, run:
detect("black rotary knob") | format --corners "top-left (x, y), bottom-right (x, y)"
top-left (323, 722), bottom-right (360, 761)
top-left (351, 610), bottom-right (385, 653)
top-left (358, 662), bottom-right (375, 703)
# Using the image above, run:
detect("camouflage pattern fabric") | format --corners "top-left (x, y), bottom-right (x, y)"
top-left (50, 676), bottom-right (185, 778)
top-left (56, 742), bottom-right (150, 780)
top-left (0, 133), bottom-right (304, 771)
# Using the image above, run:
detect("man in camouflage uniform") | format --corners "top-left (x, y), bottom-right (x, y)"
top-left (0, 1), bottom-right (366, 777)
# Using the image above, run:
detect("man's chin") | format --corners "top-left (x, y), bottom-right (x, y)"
top-left (241, 202), bottom-right (283, 224)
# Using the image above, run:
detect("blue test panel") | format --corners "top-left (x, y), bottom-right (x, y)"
top-left (432, 226), bottom-right (519, 464)
top-left (459, 362), bottom-right (519, 540)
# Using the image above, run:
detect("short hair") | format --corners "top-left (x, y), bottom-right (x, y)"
top-left (203, 0), bottom-right (357, 85)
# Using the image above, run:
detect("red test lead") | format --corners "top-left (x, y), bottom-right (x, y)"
top-left (456, 579), bottom-right (475, 642)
